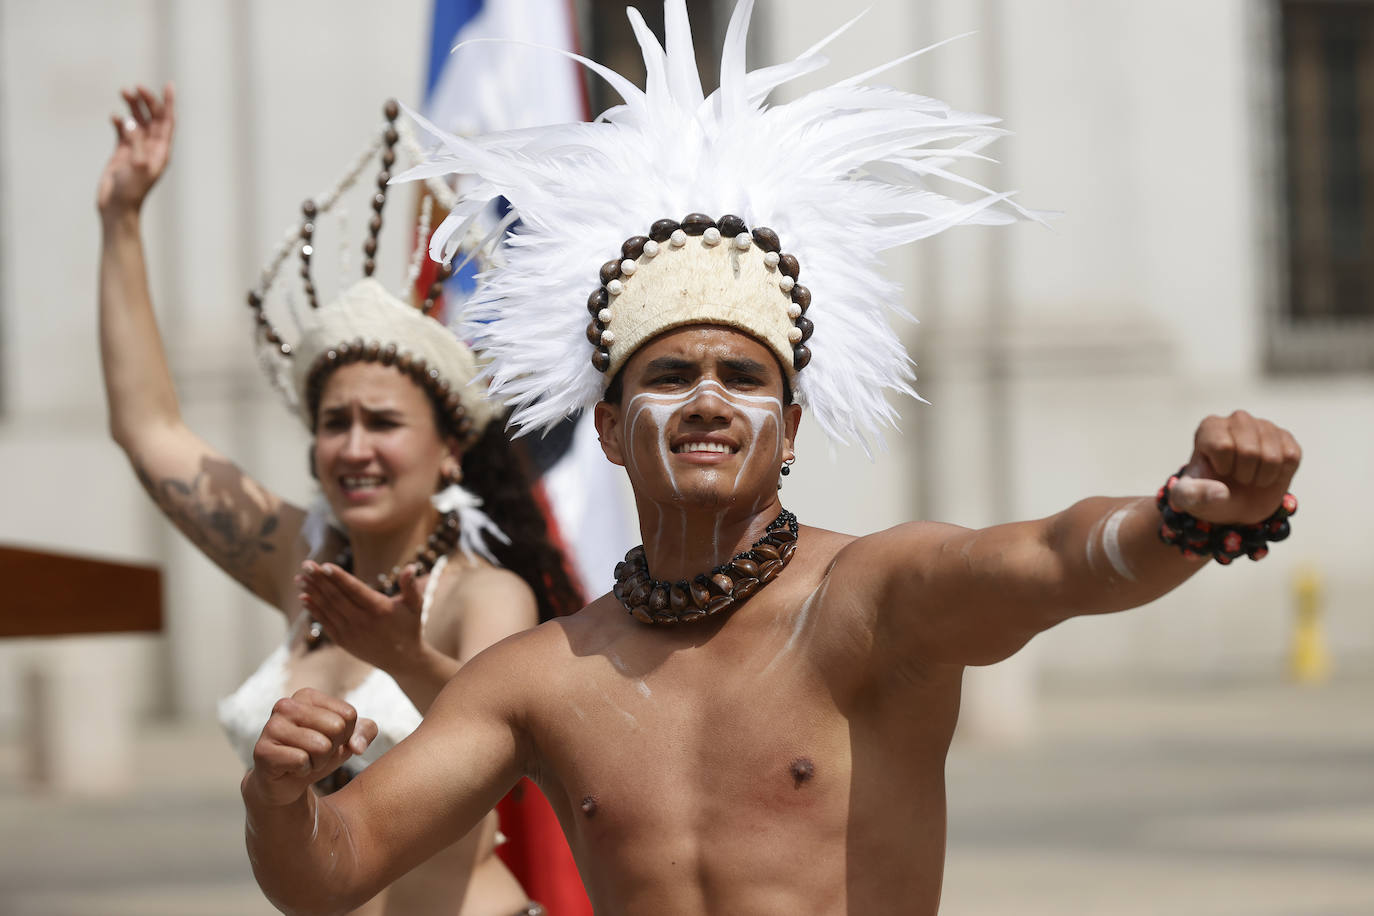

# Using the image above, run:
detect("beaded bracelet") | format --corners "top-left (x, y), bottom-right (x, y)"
top-left (1156, 467), bottom-right (1297, 564)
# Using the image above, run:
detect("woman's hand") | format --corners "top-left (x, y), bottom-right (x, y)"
top-left (298, 561), bottom-right (429, 675)
top-left (98, 84), bottom-right (175, 220)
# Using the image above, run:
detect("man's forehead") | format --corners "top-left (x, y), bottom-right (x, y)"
top-left (630, 325), bottom-right (779, 371)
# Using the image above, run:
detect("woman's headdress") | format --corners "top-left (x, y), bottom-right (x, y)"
top-left (399, 0), bottom-right (1043, 449)
top-left (246, 100), bottom-right (495, 444)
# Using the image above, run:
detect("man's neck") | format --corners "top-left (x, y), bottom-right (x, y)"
top-left (636, 497), bottom-right (786, 583)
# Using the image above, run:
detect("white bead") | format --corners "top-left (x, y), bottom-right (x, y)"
top-left (764, 251), bottom-right (780, 269)
top-left (608, 279), bottom-right (623, 296)
top-left (621, 259), bottom-right (637, 276)
top-left (642, 240), bottom-right (660, 257)
top-left (601, 330), bottom-right (616, 345)
top-left (703, 227), bottom-right (721, 246)
top-left (788, 327), bottom-right (804, 344)
top-left (598, 308), bottom-right (613, 323)
top-left (670, 229), bottom-right (688, 247)
top-left (301, 244), bottom-right (314, 257)
top-left (734, 232), bottom-right (752, 250)
top-left (780, 276), bottom-right (796, 292)
top-left (787, 303), bottom-right (802, 319)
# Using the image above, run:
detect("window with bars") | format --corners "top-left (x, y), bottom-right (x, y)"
top-left (575, 1), bottom-right (727, 116)
top-left (1274, 0), bottom-right (1374, 371)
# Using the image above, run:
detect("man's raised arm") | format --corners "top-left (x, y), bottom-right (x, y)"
top-left (241, 638), bottom-right (534, 916)
top-left (862, 410), bottom-right (1302, 666)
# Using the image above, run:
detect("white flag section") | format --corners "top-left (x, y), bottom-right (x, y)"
top-left (424, 0), bottom-right (634, 602)
top-left (425, 0), bottom-right (583, 135)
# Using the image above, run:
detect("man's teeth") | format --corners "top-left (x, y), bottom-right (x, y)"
top-left (676, 442), bottom-right (732, 454)
top-left (342, 475), bottom-right (385, 488)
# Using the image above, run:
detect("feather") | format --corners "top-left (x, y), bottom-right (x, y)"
top-left (396, 0), bottom-right (1041, 450)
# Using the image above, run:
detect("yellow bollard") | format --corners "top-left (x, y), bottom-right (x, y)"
top-left (1288, 565), bottom-right (1331, 684)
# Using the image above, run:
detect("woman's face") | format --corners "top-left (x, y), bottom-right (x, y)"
top-left (313, 361), bottom-right (455, 535)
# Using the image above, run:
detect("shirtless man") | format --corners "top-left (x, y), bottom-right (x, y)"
top-left (240, 2), bottom-right (1303, 913)
top-left (244, 323), bottom-right (1300, 915)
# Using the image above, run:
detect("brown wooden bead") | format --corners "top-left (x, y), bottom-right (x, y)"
top-left (621, 236), bottom-right (649, 260)
top-left (445, 392), bottom-right (463, 414)
top-left (718, 214), bottom-right (747, 238)
top-left (434, 378), bottom-right (450, 397)
top-left (586, 320), bottom-right (604, 345)
top-left (381, 343), bottom-right (398, 365)
top-left (734, 577), bottom-right (760, 600)
top-left (780, 541), bottom-right (796, 563)
top-left (588, 286), bottom-right (608, 315)
top-left (628, 581), bottom-right (652, 607)
top-left (254, 311), bottom-right (268, 326)
top-left (264, 330), bottom-right (280, 344)
top-left (624, 571), bottom-right (650, 595)
top-left (384, 126), bottom-right (399, 145)
top-left (751, 226), bottom-right (781, 253)
top-left (778, 253), bottom-right (800, 279)
top-left (791, 284), bottom-right (811, 311)
top-left (422, 549), bottom-right (438, 565)
top-left (371, 193), bottom-right (386, 213)
top-left (364, 258), bottom-right (376, 276)
top-left (376, 170), bottom-right (390, 188)
top-left (649, 585), bottom-right (669, 611)
top-left (681, 213), bottom-right (715, 235)
top-left (614, 561), bottom-right (631, 581)
top-left (364, 238), bottom-right (377, 256)
top-left (384, 99), bottom-right (399, 120)
top-left (396, 353), bottom-right (412, 372)
top-left (679, 608), bottom-right (707, 622)
top-left (613, 579), bottom-right (628, 600)
top-left (365, 341), bottom-right (381, 360)
top-left (649, 218), bottom-right (680, 242)
top-left (369, 215), bottom-right (382, 234)
top-left (302, 200), bottom-right (317, 218)
top-left (730, 557), bottom-right (760, 579)
top-left (631, 605), bottom-right (655, 624)
top-left (772, 527), bottom-right (797, 543)
top-left (300, 222), bottom-right (314, 238)
top-left (752, 542), bottom-right (781, 562)
top-left (709, 573), bottom-right (734, 595)
top-left (599, 260), bottom-right (621, 286)
top-left (689, 578), bottom-right (712, 609)
top-left (706, 596), bottom-right (733, 615)
top-left (652, 611), bottom-right (677, 625)
top-left (797, 316), bottom-right (814, 342)
top-left (668, 584), bottom-right (689, 614)
top-left (381, 148), bottom-right (395, 168)
top-left (247, 291), bottom-right (262, 308)
top-left (591, 349), bottom-right (612, 372)
top-left (759, 560), bottom-right (781, 583)
top-left (626, 545), bottom-right (646, 564)
top-left (793, 345), bottom-right (812, 370)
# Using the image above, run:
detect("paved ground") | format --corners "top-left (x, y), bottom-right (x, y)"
top-left (1, 672), bottom-right (1370, 915)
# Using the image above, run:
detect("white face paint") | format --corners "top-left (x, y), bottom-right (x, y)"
top-left (622, 378), bottom-right (784, 505)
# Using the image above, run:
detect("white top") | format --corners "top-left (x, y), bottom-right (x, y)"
top-left (217, 556), bottom-right (448, 771)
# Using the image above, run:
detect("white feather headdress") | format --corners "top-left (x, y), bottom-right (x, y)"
top-left (397, 0), bottom-right (1041, 449)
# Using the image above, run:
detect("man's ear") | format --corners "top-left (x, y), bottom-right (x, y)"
top-left (782, 403), bottom-right (802, 463)
top-left (593, 401), bottom-right (626, 467)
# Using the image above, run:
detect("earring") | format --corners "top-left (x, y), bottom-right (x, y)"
top-left (780, 457), bottom-right (795, 476)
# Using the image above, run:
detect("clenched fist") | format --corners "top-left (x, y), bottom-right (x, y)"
top-left (1169, 410), bottom-right (1302, 524)
top-left (246, 688), bottom-right (378, 807)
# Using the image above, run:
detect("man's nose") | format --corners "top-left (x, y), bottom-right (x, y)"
top-left (341, 423), bottom-right (372, 459)
top-left (684, 381), bottom-right (730, 423)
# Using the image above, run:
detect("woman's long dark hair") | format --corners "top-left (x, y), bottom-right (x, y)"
top-left (452, 409), bottom-right (584, 623)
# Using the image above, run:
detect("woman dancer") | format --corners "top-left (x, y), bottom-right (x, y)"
top-left (98, 84), bottom-right (579, 916)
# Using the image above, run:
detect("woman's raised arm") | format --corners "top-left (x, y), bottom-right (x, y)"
top-left (98, 84), bottom-right (307, 610)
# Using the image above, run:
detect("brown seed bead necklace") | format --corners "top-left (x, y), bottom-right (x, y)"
top-left (303, 510), bottom-right (461, 650)
top-left (613, 509), bottom-right (799, 625)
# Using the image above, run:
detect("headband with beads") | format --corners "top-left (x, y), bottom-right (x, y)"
top-left (247, 99), bottom-right (495, 444)
top-left (397, 0), bottom-right (1044, 448)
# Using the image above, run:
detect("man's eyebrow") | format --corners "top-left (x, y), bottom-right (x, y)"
top-left (642, 356), bottom-right (695, 373)
top-left (721, 357), bottom-right (769, 376)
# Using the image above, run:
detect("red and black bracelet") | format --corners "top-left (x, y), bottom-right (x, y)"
top-left (1157, 468), bottom-right (1297, 564)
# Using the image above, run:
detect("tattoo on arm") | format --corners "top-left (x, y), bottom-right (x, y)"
top-left (134, 459), bottom-right (283, 597)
